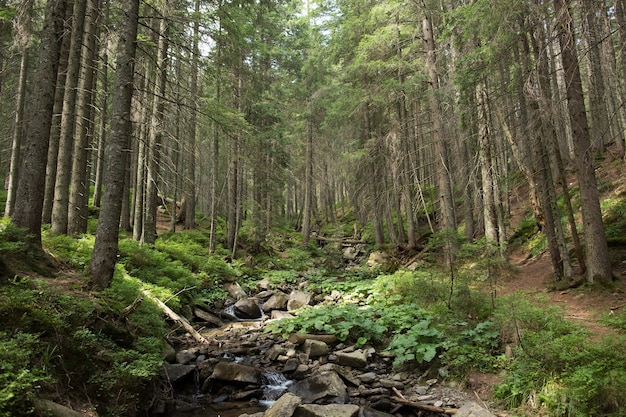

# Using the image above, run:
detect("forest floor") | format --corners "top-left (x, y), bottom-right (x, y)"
top-left (502, 152), bottom-right (626, 340)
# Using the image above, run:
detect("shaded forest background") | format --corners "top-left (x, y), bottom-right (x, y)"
top-left (1, 0), bottom-right (625, 287)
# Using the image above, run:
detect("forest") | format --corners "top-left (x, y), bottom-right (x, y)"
top-left (1, 0), bottom-right (626, 416)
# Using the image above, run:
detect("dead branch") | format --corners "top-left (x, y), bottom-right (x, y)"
top-left (143, 290), bottom-right (208, 344)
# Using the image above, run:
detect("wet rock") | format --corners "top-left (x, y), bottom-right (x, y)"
top-left (302, 339), bottom-right (329, 357)
top-left (256, 278), bottom-right (271, 291)
top-left (235, 298), bottom-right (263, 319)
top-left (264, 392), bottom-right (302, 417)
top-left (294, 403), bottom-right (360, 417)
top-left (210, 361), bottom-right (262, 385)
top-left (163, 364), bottom-right (196, 383)
top-left (336, 350), bottom-right (367, 369)
top-left (283, 358), bottom-right (300, 373)
top-left (288, 370), bottom-right (349, 403)
top-left (287, 290), bottom-right (312, 311)
top-left (456, 402), bottom-right (497, 417)
top-left (262, 292), bottom-right (289, 312)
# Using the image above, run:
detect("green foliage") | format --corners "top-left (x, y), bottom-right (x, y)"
top-left (602, 197), bottom-right (626, 245)
top-left (386, 316), bottom-right (445, 366)
top-left (0, 332), bottom-right (50, 417)
top-left (118, 239), bottom-right (199, 294)
top-left (0, 219), bottom-right (28, 256)
top-left (202, 255), bottom-right (243, 282)
top-left (44, 233), bottom-right (94, 270)
top-left (440, 321), bottom-right (503, 376)
top-left (493, 294), bottom-right (626, 416)
top-left (266, 303), bottom-right (389, 346)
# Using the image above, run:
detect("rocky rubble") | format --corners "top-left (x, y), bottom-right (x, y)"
top-left (153, 287), bottom-right (499, 417)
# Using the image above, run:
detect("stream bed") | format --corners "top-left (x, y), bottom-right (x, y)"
top-left (150, 288), bottom-right (497, 417)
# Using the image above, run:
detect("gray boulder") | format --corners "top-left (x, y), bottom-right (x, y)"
top-left (235, 298), bottom-right (263, 319)
top-left (294, 404), bottom-right (360, 417)
top-left (287, 290), bottom-right (312, 311)
top-left (288, 370), bottom-right (349, 403)
top-left (302, 339), bottom-right (329, 357)
top-left (263, 392), bottom-right (302, 417)
top-left (336, 349), bottom-right (368, 369)
top-left (262, 292), bottom-right (290, 312)
top-left (210, 361), bottom-right (262, 385)
top-left (456, 402), bottom-right (498, 417)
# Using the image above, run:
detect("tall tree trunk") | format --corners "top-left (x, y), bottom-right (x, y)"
top-left (142, 8), bottom-right (170, 245)
top-left (185, 0), bottom-right (201, 231)
top-left (51, 0), bottom-right (87, 235)
top-left (580, 0), bottom-right (609, 152)
top-left (12, 0), bottom-right (67, 246)
top-left (68, 0), bottom-right (100, 235)
top-left (423, 14), bottom-right (457, 262)
top-left (554, 0), bottom-right (612, 283)
top-left (4, 49), bottom-right (29, 217)
top-left (302, 98), bottom-right (314, 246)
top-left (93, 9), bottom-right (110, 208)
top-left (42, 7), bottom-right (72, 225)
top-left (89, 0), bottom-right (140, 289)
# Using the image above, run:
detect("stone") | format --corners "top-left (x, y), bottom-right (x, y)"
top-left (224, 281), bottom-right (247, 299)
top-left (193, 308), bottom-right (224, 327)
top-left (287, 290), bottom-right (312, 311)
top-left (162, 341), bottom-right (176, 363)
top-left (302, 339), bottom-right (329, 357)
top-left (358, 372), bottom-right (377, 384)
top-left (294, 403), bottom-right (360, 417)
top-left (335, 349), bottom-right (367, 369)
top-left (256, 278), bottom-right (271, 291)
top-left (366, 251), bottom-right (388, 267)
top-left (175, 349), bottom-right (197, 365)
top-left (210, 361), bottom-right (262, 385)
top-left (359, 407), bottom-right (395, 417)
top-left (263, 392), bottom-right (302, 417)
top-left (162, 364), bottom-right (196, 383)
top-left (235, 298), bottom-right (263, 319)
top-left (271, 310), bottom-right (294, 320)
top-left (343, 246), bottom-right (358, 261)
top-left (379, 378), bottom-right (403, 389)
top-left (265, 345), bottom-right (286, 361)
top-left (262, 292), bottom-right (290, 312)
top-left (288, 370), bottom-right (349, 403)
top-left (455, 402), bottom-right (498, 417)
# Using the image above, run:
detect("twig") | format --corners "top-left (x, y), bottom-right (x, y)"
top-left (391, 388), bottom-right (457, 415)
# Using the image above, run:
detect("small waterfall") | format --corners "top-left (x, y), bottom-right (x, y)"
top-left (260, 373), bottom-right (292, 407)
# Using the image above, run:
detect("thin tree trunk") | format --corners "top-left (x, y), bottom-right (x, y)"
top-left (185, 0), bottom-right (200, 231)
top-left (51, 0), bottom-right (87, 235)
top-left (89, 0), bottom-right (140, 289)
top-left (68, 0), bottom-right (100, 235)
top-left (4, 49), bottom-right (29, 217)
top-left (423, 14), bottom-right (457, 263)
top-left (142, 8), bottom-right (170, 245)
top-left (93, 22), bottom-right (109, 208)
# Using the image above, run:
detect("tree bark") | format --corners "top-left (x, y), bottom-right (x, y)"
top-left (12, 0), bottom-right (67, 246)
top-left (553, 0), bottom-right (612, 283)
top-left (51, 0), bottom-right (87, 235)
top-left (141, 9), bottom-right (170, 245)
top-left (68, 0), bottom-right (100, 235)
top-left (89, 0), bottom-right (140, 289)
top-left (4, 49), bottom-right (29, 217)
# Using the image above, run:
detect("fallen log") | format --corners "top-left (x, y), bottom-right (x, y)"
top-left (287, 333), bottom-right (338, 345)
top-left (312, 235), bottom-right (366, 245)
top-left (391, 396), bottom-right (457, 415)
top-left (143, 290), bottom-right (208, 344)
top-left (33, 399), bottom-right (92, 417)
